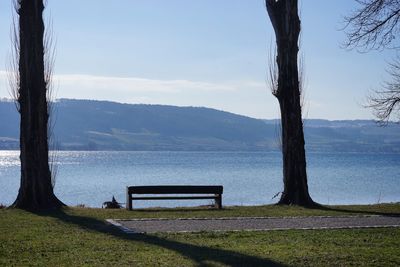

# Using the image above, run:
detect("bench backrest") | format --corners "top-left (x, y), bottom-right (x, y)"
top-left (127, 185), bottom-right (223, 195)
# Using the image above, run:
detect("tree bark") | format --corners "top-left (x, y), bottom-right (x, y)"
top-left (12, 0), bottom-right (64, 210)
top-left (266, 0), bottom-right (316, 206)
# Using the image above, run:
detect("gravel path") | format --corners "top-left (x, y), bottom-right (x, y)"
top-left (107, 215), bottom-right (400, 234)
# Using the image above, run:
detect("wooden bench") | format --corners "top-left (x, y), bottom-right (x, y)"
top-left (126, 185), bottom-right (223, 210)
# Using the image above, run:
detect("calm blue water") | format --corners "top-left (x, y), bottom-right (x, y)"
top-left (0, 151), bottom-right (399, 208)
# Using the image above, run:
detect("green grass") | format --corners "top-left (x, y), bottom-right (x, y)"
top-left (71, 202), bottom-right (400, 220)
top-left (0, 204), bottom-right (399, 266)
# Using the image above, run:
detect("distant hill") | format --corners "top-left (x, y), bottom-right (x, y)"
top-left (1, 99), bottom-right (399, 152)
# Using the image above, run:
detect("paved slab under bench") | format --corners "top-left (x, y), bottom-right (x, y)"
top-left (106, 215), bottom-right (400, 234)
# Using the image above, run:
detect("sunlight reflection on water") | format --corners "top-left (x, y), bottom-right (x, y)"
top-left (0, 151), bottom-right (19, 167)
top-left (0, 151), bottom-right (399, 208)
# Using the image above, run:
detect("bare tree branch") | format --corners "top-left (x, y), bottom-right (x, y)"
top-left (367, 57), bottom-right (400, 123)
top-left (344, 0), bottom-right (400, 123)
top-left (43, 13), bottom-right (58, 189)
top-left (7, 5), bottom-right (20, 112)
top-left (343, 0), bottom-right (400, 51)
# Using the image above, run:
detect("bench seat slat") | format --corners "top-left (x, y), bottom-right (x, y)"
top-left (128, 185), bottom-right (223, 194)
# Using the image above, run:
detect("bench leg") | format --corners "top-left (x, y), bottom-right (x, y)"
top-left (215, 194), bottom-right (222, 209)
top-left (126, 187), bottom-right (132, 210)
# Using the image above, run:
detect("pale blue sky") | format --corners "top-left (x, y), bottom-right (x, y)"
top-left (0, 0), bottom-right (395, 119)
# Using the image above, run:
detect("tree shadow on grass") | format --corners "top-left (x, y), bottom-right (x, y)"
top-left (37, 209), bottom-right (285, 267)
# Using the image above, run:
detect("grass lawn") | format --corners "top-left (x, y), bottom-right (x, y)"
top-left (0, 203), bottom-right (399, 266)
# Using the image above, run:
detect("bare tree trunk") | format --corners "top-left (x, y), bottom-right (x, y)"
top-left (266, 0), bottom-right (316, 206)
top-left (12, 0), bottom-right (64, 210)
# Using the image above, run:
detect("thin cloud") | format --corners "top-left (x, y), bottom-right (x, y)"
top-left (1, 71), bottom-right (266, 94)
top-left (0, 70), bottom-right (273, 118)
top-left (52, 73), bottom-right (262, 93)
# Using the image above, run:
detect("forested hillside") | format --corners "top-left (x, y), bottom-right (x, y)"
top-left (1, 99), bottom-right (399, 152)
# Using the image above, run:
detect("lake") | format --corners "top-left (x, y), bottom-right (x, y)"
top-left (0, 151), bottom-right (399, 208)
